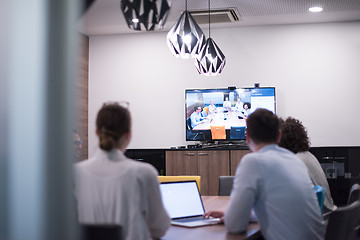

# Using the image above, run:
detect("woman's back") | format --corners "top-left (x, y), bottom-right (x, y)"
top-left (296, 151), bottom-right (337, 213)
top-left (74, 102), bottom-right (170, 239)
top-left (74, 149), bottom-right (170, 240)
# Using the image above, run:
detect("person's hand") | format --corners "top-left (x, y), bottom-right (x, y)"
top-left (203, 211), bottom-right (224, 223)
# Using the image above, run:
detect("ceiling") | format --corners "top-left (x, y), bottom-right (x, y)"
top-left (77, 0), bottom-right (360, 36)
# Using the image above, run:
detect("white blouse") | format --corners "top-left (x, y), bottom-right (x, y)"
top-left (73, 149), bottom-right (170, 240)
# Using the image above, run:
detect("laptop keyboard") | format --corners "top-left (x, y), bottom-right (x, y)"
top-left (174, 216), bottom-right (205, 223)
top-left (172, 217), bottom-right (220, 227)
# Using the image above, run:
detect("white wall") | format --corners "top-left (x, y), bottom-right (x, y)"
top-left (89, 21), bottom-right (360, 155)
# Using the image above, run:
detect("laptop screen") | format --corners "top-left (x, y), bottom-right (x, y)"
top-left (160, 181), bottom-right (205, 219)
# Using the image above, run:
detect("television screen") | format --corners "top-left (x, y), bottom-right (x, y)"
top-left (185, 87), bottom-right (276, 141)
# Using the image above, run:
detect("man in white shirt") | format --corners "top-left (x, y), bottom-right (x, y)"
top-left (190, 105), bottom-right (206, 129)
top-left (204, 108), bottom-right (325, 240)
top-left (223, 97), bottom-right (231, 111)
top-left (208, 100), bottom-right (217, 114)
top-left (235, 98), bottom-right (244, 111)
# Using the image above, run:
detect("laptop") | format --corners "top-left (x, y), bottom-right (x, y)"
top-left (159, 181), bottom-right (220, 228)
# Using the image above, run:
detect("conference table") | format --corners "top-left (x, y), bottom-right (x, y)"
top-left (192, 108), bottom-right (247, 131)
top-left (162, 196), bottom-right (261, 240)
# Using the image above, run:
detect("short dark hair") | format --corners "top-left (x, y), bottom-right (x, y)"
top-left (246, 108), bottom-right (279, 144)
top-left (193, 105), bottom-right (201, 111)
top-left (96, 103), bottom-right (131, 151)
top-left (279, 117), bottom-right (310, 153)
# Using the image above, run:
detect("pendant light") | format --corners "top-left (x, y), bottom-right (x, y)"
top-left (166, 0), bottom-right (206, 58)
top-left (195, 0), bottom-right (226, 76)
top-left (120, 0), bottom-right (171, 31)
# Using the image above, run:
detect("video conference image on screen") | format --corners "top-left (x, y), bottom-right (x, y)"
top-left (185, 87), bottom-right (276, 142)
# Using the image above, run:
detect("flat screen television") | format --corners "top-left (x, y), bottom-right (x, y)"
top-left (185, 87), bottom-right (276, 142)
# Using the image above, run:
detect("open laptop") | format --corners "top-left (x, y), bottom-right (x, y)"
top-left (159, 180), bottom-right (220, 228)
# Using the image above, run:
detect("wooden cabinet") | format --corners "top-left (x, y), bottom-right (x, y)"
top-left (165, 151), bottom-right (198, 176)
top-left (198, 151), bottom-right (230, 195)
top-left (166, 150), bottom-right (233, 195)
top-left (124, 149), bottom-right (251, 195)
top-left (230, 150), bottom-right (251, 175)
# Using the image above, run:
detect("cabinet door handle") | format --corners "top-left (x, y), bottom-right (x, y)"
top-left (185, 153), bottom-right (195, 156)
top-left (135, 158), bottom-right (144, 161)
top-left (198, 153), bottom-right (209, 156)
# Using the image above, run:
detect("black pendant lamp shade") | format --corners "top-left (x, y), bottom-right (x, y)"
top-left (195, 37), bottom-right (226, 76)
top-left (167, 11), bottom-right (206, 58)
top-left (120, 0), bottom-right (171, 31)
top-left (195, 0), bottom-right (225, 76)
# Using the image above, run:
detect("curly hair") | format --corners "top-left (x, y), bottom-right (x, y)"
top-left (279, 117), bottom-right (310, 153)
top-left (243, 102), bottom-right (251, 109)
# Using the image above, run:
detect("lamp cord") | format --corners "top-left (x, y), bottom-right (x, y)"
top-left (185, 0), bottom-right (187, 11)
top-left (208, 0), bottom-right (211, 38)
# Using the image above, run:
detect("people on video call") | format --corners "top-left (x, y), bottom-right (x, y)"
top-left (223, 97), bottom-right (232, 111)
top-left (240, 102), bottom-right (252, 119)
top-left (235, 98), bottom-right (244, 112)
top-left (190, 105), bottom-right (207, 129)
top-left (208, 100), bottom-right (217, 114)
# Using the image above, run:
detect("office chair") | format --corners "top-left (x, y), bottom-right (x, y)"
top-left (80, 224), bottom-right (122, 240)
top-left (347, 183), bottom-right (360, 238)
top-left (158, 176), bottom-right (201, 193)
top-left (229, 126), bottom-right (245, 140)
top-left (201, 109), bottom-right (208, 117)
top-left (203, 106), bottom-right (209, 115)
top-left (325, 200), bottom-right (360, 240)
top-left (218, 176), bottom-right (235, 196)
top-left (348, 183), bottom-right (360, 204)
top-left (186, 117), bottom-right (192, 130)
top-left (186, 117), bottom-right (205, 141)
top-left (210, 125), bottom-right (226, 140)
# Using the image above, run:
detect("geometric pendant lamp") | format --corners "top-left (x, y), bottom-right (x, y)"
top-left (195, 38), bottom-right (226, 76)
top-left (120, 0), bottom-right (171, 31)
top-left (167, 1), bottom-right (206, 58)
top-left (195, 0), bottom-right (226, 76)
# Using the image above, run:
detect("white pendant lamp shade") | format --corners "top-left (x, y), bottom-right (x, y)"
top-left (195, 37), bottom-right (226, 76)
top-left (167, 11), bottom-right (206, 58)
top-left (120, 0), bottom-right (171, 31)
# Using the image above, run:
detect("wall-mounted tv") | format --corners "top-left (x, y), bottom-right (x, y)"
top-left (185, 87), bottom-right (276, 142)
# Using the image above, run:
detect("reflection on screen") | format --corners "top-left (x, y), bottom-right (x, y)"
top-left (160, 182), bottom-right (205, 219)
